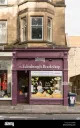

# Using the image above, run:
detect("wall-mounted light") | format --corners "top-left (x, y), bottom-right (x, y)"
top-left (49, 59), bottom-right (52, 61)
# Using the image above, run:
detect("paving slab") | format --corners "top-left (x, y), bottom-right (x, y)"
top-left (0, 104), bottom-right (80, 114)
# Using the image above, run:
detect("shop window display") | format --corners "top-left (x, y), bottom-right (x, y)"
top-left (0, 71), bottom-right (11, 98)
top-left (31, 76), bottom-right (62, 99)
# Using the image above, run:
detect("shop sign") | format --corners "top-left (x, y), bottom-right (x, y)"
top-left (31, 71), bottom-right (62, 76)
top-left (18, 64), bottom-right (60, 70)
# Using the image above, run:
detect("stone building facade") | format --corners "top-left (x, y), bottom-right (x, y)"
top-left (0, 0), bottom-right (66, 47)
top-left (0, 0), bottom-right (69, 105)
top-left (68, 36), bottom-right (80, 102)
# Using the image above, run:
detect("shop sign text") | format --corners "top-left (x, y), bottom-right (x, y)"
top-left (18, 64), bottom-right (60, 70)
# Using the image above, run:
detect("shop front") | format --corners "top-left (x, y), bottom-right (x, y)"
top-left (0, 52), bottom-right (12, 105)
top-left (12, 48), bottom-right (69, 106)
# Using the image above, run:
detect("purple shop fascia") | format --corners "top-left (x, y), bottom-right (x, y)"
top-left (12, 48), bottom-right (69, 106)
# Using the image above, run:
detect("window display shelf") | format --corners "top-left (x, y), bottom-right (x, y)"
top-left (0, 98), bottom-right (12, 100)
top-left (30, 98), bottom-right (63, 100)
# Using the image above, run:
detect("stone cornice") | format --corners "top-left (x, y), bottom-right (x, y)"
top-left (18, 8), bottom-right (55, 15)
top-left (18, 0), bottom-right (54, 6)
top-left (4, 44), bottom-right (70, 52)
top-left (18, 0), bottom-right (65, 7)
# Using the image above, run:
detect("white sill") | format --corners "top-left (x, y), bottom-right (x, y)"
top-left (0, 98), bottom-right (12, 100)
top-left (30, 39), bottom-right (43, 41)
top-left (0, 4), bottom-right (7, 5)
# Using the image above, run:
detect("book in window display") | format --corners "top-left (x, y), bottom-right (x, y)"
top-left (31, 76), bottom-right (62, 98)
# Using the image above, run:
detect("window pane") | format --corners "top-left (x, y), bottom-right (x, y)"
top-left (32, 17), bottom-right (42, 25)
top-left (0, 70), bottom-right (11, 98)
top-left (48, 18), bottom-right (51, 27)
top-left (21, 17), bottom-right (27, 41)
top-left (0, 22), bottom-right (6, 29)
top-left (22, 28), bottom-right (26, 41)
top-left (0, 21), bottom-right (7, 43)
top-left (22, 17), bottom-right (26, 28)
top-left (47, 28), bottom-right (51, 41)
top-left (0, 0), bottom-right (5, 4)
top-left (31, 76), bottom-right (62, 99)
top-left (0, 30), bottom-right (7, 43)
top-left (47, 18), bottom-right (52, 41)
top-left (32, 27), bottom-right (42, 39)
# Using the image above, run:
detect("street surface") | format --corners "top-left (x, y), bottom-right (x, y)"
top-left (0, 114), bottom-right (80, 120)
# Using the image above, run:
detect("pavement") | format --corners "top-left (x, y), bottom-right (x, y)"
top-left (0, 103), bottom-right (80, 114)
top-left (1, 114), bottom-right (80, 120)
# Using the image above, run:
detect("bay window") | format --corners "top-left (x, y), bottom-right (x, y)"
top-left (31, 17), bottom-right (43, 40)
top-left (20, 16), bottom-right (53, 42)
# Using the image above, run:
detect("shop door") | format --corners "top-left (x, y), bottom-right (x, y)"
top-left (17, 71), bottom-right (29, 103)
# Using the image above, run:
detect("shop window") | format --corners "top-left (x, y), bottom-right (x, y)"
top-left (47, 17), bottom-right (52, 42)
top-left (0, 21), bottom-right (7, 44)
top-left (21, 17), bottom-right (27, 42)
top-left (0, 0), bottom-right (7, 5)
top-left (31, 71), bottom-right (63, 99)
top-left (0, 71), bottom-right (11, 98)
top-left (31, 17), bottom-right (43, 40)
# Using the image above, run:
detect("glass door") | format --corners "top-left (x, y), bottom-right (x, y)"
top-left (17, 71), bottom-right (29, 103)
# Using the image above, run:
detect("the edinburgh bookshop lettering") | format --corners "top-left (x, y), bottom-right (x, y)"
top-left (18, 64), bottom-right (61, 70)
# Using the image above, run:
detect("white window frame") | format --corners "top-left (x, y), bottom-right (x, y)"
top-left (0, 21), bottom-right (7, 44)
top-left (48, 0), bottom-right (52, 2)
top-left (21, 17), bottom-right (27, 42)
top-left (30, 17), bottom-right (43, 41)
top-left (47, 17), bottom-right (52, 42)
top-left (0, 0), bottom-right (7, 5)
top-left (31, 71), bottom-right (62, 77)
